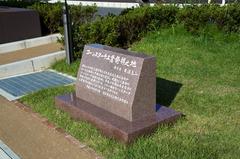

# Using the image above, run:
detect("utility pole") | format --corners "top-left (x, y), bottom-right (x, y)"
top-left (221, 0), bottom-right (226, 6)
top-left (63, 0), bottom-right (73, 64)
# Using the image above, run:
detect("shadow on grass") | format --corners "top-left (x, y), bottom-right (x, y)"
top-left (156, 77), bottom-right (182, 109)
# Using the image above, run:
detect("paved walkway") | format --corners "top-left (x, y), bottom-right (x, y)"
top-left (0, 43), bottom-right (62, 65)
top-left (0, 96), bottom-right (99, 159)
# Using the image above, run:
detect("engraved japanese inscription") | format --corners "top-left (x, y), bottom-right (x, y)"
top-left (76, 44), bottom-right (156, 121)
top-left (55, 44), bottom-right (182, 143)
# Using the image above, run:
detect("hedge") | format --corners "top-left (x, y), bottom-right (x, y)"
top-left (71, 5), bottom-right (178, 57)
top-left (69, 3), bottom-right (240, 58)
top-left (29, 3), bottom-right (97, 35)
top-left (178, 4), bottom-right (240, 33)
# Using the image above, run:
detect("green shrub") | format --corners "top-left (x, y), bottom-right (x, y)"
top-left (30, 3), bottom-right (97, 35)
top-left (214, 3), bottom-right (240, 32)
top-left (0, 0), bottom-right (37, 8)
top-left (71, 5), bottom-right (178, 57)
top-left (28, 2), bottom-right (63, 34)
top-left (70, 3), bottom-right (240, 58)
top-left (70, 4), bottom-right (97, 27)
top-left (177, 5), bottom-right (211, 33)
top-left (178, 3), bottom-right (240, 34)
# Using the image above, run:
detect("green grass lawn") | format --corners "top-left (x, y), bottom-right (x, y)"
top-left (21, 25), bottom-right (240, 159)
top-left (51, 59), bottom-right (80, 77)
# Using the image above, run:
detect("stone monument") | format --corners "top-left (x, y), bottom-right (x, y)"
top-left (55, 44), bottom-right (182, 143)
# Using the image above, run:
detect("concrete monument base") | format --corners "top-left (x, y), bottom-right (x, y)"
top-left (55, 92), bottom-right (182, 144)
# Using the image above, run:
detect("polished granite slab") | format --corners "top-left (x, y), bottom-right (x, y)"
top-left (55, 92), bottom-right (182, 144)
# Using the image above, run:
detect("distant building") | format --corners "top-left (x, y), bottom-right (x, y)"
top-left (48, 0), bottom-right (149, 16)
top-left (49, 0), bottom-right (144, 9)
top-left (48, 0), bottom-right (236, 6)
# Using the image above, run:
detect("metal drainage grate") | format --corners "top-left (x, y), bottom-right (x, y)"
top-left (0, 140), bottom-right (21, 159)
top-left (0, 70), bottom-right (75, 101)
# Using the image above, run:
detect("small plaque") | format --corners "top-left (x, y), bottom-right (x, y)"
top-left (76, 44), bottom-right (156, 121)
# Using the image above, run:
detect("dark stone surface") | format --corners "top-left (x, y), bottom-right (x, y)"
top-left (0, 7), bottom-right (41, 44)
top-left (55, 93), bottom-right (182, 144)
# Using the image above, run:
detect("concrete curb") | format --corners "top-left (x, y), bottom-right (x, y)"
top-left (0, 88), bottom-right (19, 101)
top-left (48, 69), bottom-right (77, 81)
top-left (0, 50), bottom-right (66, 78)
top-left (0, 34), bottom-right (62, 54)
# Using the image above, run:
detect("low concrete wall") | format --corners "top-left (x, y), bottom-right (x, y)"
top-left (0, 50), bottom-right (66, 78)
top-left (0, 33), bottom-right (62, 54)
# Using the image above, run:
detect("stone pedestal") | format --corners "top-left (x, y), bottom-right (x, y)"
top-left (55, 93), bottom-right (182, 143)
top-left (55, 44), bottom-right (182, 143)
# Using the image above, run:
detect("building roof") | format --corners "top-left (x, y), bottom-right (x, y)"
top-left (68, 0), bottom-right (153, 3)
